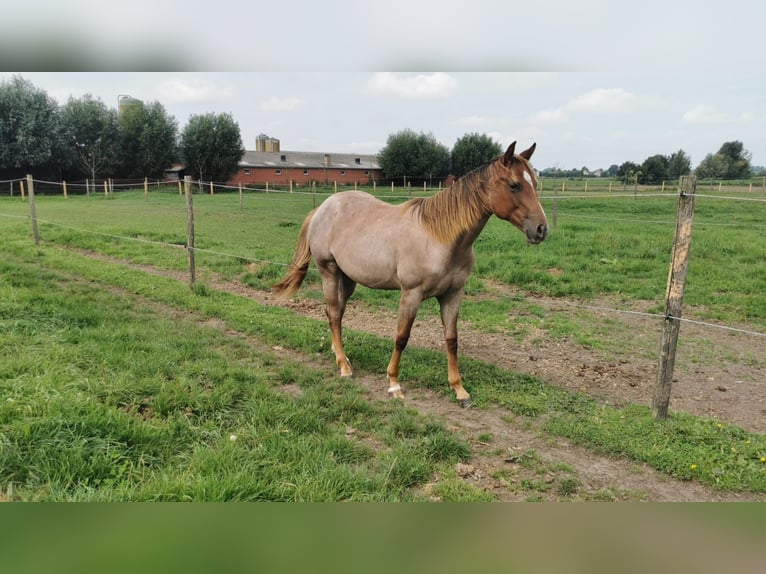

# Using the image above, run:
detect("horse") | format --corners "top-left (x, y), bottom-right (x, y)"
top-left (273, 141), bottom-right (548, 407)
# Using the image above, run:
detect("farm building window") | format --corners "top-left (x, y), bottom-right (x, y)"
top-left (244, 168), bottom-right (251, 175)
top-left (280, 154), bottom-right (286, 162)
top-left (355, 157), bottom-right (361, 164)
top-left (275, 169), bottom-right (282, 175)
top-left (303, 169), bottom-right (309, 176)
top-left (364, 170), bottom-right (369, 176)
top-left (340, 170), bottom-right (346, 176)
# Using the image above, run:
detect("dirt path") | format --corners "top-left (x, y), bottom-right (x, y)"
top-left (60, 247), bottom-right (766, 500)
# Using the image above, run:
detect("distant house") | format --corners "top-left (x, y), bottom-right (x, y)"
top-left (228, 150), bottom-right (383, 187)
top-left (164, 163), bottom-right (189, 181)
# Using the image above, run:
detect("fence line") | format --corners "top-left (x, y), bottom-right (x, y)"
top-left (5, 205), bottom-right (763, 342)
top-left (555, 301), bottom-right (766, 338)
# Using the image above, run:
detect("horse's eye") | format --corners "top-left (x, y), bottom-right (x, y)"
top-left (509, 181), bottom-right (521, 192)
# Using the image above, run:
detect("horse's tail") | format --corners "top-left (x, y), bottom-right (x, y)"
top-left (272, 209), bottom-right (316, 299)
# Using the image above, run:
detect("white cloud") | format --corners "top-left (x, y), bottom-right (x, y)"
top-left (157, 77), bottom-right (234, 104)
top-left (260, 96), bottom-right (303, 112)
top-left (364, 72), bottom-right (458, 99)
top-left (681, 104), bottom-right (728, 124)
top-left (531, 88), bottom-right (645, 124)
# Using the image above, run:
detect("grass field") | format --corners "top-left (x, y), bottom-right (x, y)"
top-left (1, 185), bottom-right (764, 500)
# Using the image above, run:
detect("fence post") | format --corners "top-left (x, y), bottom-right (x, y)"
top-left (144, 177), bottom-right (148, 200)
top-left (184, 176), bottom-right (196, 286)
top-left (62, 180), bottom-right (68, 199)
top-left (20, 179), bottom-right (25, 199)
top-left (27, 175), bottom-right (40, 246)
top-left (653, 175), bottom-right (697, 420)
top-left (239, 181), bottom-right (243, 211)
top-left (552, 184), bottom-right (559, 228)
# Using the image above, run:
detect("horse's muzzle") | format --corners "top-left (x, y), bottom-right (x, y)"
top-left (526, 222), bottom-right (549, 244)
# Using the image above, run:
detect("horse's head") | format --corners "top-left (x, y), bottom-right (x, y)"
top-left (487, 141), bottom-right (549, 244)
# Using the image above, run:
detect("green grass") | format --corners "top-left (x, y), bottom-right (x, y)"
top-left (1, 188), bottom-right (765, 499)
top-left (0, 253), bottom-right (473, 501)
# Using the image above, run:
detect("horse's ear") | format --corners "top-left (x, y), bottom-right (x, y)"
top-left (519, 142), bottom-right (536, 161)
top-left (502, 141), bottom-right (517, 166)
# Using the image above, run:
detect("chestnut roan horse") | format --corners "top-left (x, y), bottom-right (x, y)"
top-left (273, 142), bottom-right (548, 407)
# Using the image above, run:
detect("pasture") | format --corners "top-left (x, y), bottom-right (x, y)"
top-left (1, 185), bottom-right (764, 501)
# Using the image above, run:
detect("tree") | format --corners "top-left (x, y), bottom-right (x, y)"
top-left (450, 132), bottom-right (502, 177)
top-left (696, 141), bottom-right (752, 180)
top-left (667, 149), bottom-right (691, 179)
top-left (59, 95), bottom-right (119, 183)
top-left (378, 129), bottom-right (450, 183)
top-left (180, 112), bottom-right (244, 184)
top-left (717, 141), bottom-right (752, 179)
top-left (695, 153), bottom-right (727, 180)
top-left (119, 100), bottom-right (178, 178)
top-left (0, 75), bottom-right (65, 177)
top-left (617, 161), bottom-right (640, 184)
top-left (641, 154), bottom-right (669, 184)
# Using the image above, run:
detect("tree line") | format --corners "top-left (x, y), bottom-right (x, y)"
top-left (380, 128), bottom-right (757, 186)
top-left (2, 75), bottom-right (758, 187)
top-left (0, 76), bottom-right (244, 183)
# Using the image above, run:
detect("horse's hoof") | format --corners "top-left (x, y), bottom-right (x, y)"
top-left (387, 384), bottom-right (405, 399)
top-left (458, 397), bottom-right (473, 409)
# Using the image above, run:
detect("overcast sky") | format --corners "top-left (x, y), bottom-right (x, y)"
top-left (2, 2), bottom-right (764, 171)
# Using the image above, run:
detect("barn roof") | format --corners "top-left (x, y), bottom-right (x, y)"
top-left (239, 150), bottom-right (380, 170)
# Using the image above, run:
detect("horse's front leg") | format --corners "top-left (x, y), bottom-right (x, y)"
top-left (386, 289), bottom-right (422, 399)
top-left (438, 290), bottom-right (472, 408)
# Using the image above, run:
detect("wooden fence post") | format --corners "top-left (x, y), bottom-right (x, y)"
top-left (62, 181), bottom-right (68, 199)
top-left (27, 175), bottom-right (40, 246)
top-left (184, 176), bottom-right (196, 286)
top-left (144, 177), bottom-right (148, 200)
top-left (653, 175), bottom-right (697, 420)
top-left (239, 181), bottom-right (243, 211)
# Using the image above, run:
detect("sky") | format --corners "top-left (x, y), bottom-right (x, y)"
top-left (2, 2), bottom-right (764, 172)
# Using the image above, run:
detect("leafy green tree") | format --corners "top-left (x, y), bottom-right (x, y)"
top-left (717, 141), bottom-right (752, 179)
top-left (60, 94), bottom-right (119, 182)
top-left (450, 132), bottom-right (502, 177)
top-left (667, 149), bottom-right (691, 179)
top-left (0, 75), bottom-right (66, 176)
top-left (118, 100), bottom-right (178, 178)
top-left (696, 141), bottom-right (752, 180)
top-left (180, 112), bottom-right (244, 183)
top-left (617, 161), bottom-right (640, 184)
top-left (641, 154), bottom-right (669, 184)
top-left (695, 153), bottom-right (727, 180)
top-left (378, 129), bottom-right (449, 183)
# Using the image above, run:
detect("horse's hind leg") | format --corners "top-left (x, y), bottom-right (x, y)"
top-left (319, 261), bottom-right (355, 377)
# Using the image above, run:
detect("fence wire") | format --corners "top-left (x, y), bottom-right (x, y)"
top-left (2, 177), bottom-right (764, 342)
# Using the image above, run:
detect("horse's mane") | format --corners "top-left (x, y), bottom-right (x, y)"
top-left (408, 161), bottom-right (496, 244)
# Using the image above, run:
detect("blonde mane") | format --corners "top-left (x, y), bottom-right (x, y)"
top-left (407, 161), bottom-right (495, 244)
